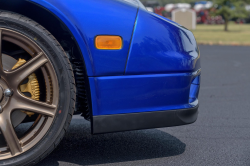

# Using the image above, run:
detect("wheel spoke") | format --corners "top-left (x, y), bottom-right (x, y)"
top-left (0, 112), bottom-right (22, 155)
top-left (0, 30), bottom-right (4, 76)
top-left (11, 92), bottom-right (56, 117)
top-left (6, 52), bottom-right (48, 86)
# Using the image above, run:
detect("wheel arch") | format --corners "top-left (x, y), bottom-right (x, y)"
top-left (0, 0), bottom-right (93, 120)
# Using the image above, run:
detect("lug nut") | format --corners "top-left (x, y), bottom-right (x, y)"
top-left (4, 89), bottom-right (13, 97)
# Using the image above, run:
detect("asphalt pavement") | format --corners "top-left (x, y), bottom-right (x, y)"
top-left (37, 45), bottom-right (250, 166)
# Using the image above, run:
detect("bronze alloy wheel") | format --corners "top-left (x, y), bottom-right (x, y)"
top-left (0, 11), bottom-right (76, 166)
top-left (0, 28), bottom-right (59, 159)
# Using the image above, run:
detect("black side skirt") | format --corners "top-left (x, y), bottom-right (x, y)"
top-left (92, 106), bottom-right (199, 134)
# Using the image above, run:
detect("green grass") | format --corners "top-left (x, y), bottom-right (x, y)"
top-left (192, 23), bottom-right (250, 45)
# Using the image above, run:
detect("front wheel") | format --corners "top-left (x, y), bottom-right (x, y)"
top-left (0, 11), bottom-right (76, 166)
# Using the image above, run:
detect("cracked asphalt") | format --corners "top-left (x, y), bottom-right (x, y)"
top-left (37, 45), bottom-right (250, 166)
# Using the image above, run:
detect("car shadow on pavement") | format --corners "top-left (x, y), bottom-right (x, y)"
top-left (37, 117), bottom-right (186, 166)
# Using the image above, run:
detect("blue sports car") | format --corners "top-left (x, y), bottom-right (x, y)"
top-left (0, 0), bottom-right (200, 165)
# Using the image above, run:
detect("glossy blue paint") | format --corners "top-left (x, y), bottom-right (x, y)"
top-left (27, 0), bottom-right (201, 117)
top-left (30, 0), bottom-right (139, 76)
top-left (89, 70), bottom-right (200, 116)
top-left (125, 8), bottom-right (201, 75)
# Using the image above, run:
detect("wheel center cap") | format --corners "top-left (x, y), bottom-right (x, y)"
top-left (0, 80), bottom-right (11, 111)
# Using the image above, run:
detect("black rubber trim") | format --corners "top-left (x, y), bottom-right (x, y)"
top-left (92, 105), bottom-right (199, 134)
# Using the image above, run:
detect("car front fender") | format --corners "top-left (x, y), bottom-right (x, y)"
top-left (30, 0), bottom-right (139, 76)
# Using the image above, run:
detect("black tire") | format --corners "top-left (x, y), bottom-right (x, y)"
top-left (0, 11), bottom-right (76, 166)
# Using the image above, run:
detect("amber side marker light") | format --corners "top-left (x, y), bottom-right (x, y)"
top-left (95, 36), bottom-right (122, 50)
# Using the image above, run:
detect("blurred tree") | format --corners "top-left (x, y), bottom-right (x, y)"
top-left (213, 0), bottom-right (248, 31)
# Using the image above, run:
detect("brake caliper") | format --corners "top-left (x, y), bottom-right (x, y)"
top-left (12, 58), bottom-right (40, 117)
